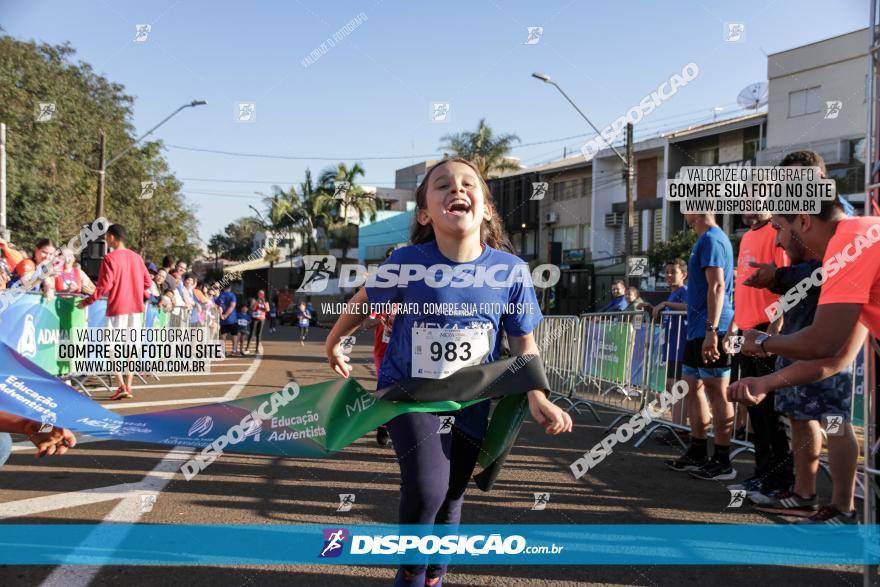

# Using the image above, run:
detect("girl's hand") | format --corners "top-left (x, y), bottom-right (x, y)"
top-left (527, 391), bottom-right (573, 435)
top-left (326, 339), bottom-right (353, 378)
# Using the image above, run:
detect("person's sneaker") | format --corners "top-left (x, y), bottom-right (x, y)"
top-left (689, 458), bottom-right (736, 481)
top-left (728, 476), bottom-right (762, 493)
top-left (110, 386), bottom-right (133, 401)
top-left (376, 426), bottom-right (391, 447)
top-left (753, 490), bottom-right (818, 517)
top-left (796, 505), bottom-right (857, 525)
top-left (665, 453), bottom-right (709, 472)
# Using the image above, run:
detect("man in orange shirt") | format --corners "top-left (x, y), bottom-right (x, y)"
top-left (723, 212), bottom-right (791, 498)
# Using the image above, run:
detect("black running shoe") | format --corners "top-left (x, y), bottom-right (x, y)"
top-left (689, 458), bottom-right (736, 481)
top-left (665, 453), bottom-right (709, 472)
top-left (753, 490), bottom-right (818, 517)
top-left (376, 426), bottom-right (391, 447)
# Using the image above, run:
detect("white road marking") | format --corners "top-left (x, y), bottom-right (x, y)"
top-left (33, 353), bottom-right (264, 586)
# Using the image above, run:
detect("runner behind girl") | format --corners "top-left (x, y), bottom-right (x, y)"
top-left (246, 290), bottom-right (269, 354)
top-left (325, 158), bottom-right (572, 587)
top-left (296, 301), bottom-right (311, 345)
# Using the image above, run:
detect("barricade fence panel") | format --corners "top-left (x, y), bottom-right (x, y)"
top-left (0, 292), bottom-right (217, 380)
top-left (535, 310), bottom-right (867, 454)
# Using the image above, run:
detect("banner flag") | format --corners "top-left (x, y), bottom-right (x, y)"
top-left (0, 343), bottom-right (548, 491)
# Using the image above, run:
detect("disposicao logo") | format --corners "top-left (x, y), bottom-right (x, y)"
top-left (18, 314), bottom-right (37, 358)
top-left (188, 416), bottom-right (214, 438)
top-left (319, 528), bottom-right (348, 558)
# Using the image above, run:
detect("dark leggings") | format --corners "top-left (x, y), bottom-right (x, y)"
top-left (246, 318), bottom-right (264, 350)
top-left (387, 412), bottom-right (482, 587)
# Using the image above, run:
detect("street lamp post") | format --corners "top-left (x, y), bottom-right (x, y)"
top-left (532, 73), bottom-right (636, 284)
top-left (85, 100), bottom-right (207, 278)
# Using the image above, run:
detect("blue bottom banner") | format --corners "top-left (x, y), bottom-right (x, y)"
top-left (0, 524), bottom-right (878, 565)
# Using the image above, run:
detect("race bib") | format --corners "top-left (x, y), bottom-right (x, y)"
top-left (411, 325), bottom-right (492, 379)
top-left (299, 318), bottom-right (309, 327)
top-left (381, 325), bottom-right (391, 344)
top-left (237, 319), bottom-right (248, 327)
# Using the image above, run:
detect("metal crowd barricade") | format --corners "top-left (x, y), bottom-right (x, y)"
top-left (534, 316), bottom-right (600, 421)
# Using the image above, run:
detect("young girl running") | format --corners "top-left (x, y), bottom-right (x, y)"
top-left (326, 159), bottom-right (572, 587)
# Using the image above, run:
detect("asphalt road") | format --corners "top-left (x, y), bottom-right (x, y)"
top-left (0, 325), bottom-right (872, 586)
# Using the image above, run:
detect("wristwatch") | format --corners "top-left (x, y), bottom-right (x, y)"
top-left (755, 333), bottom-right (771, 355)
top-left (705, 321), bottom-right (718, 333)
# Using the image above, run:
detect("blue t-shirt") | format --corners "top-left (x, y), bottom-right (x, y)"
top-left (600, 295), bottom-right (628, 312)
top-left (686, 226), bottom-right (734, 340)
top-left (216, 291), bottom-right (238, 325)
top-left (366, 240), bottom-right (543, 439)
top-left (236, 312), bottom-right (252, 332)
top-left (662, 285), bottom-right (688, 361)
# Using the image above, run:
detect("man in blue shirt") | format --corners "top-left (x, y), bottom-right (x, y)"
top-left (599, 280), bottom-right (628, 312)
top-left (666, 213), bottom-right (736, 482)
top-left (215, 284), bottom-right (238, 355)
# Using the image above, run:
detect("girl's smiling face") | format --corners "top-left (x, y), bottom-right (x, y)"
top-left (417, 161), bottom-right (491, 239)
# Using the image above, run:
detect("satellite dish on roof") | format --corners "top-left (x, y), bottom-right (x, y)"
top-left (737, 82), bottom-right (769, 110)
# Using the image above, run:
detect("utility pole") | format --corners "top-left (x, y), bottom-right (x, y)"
top-left (95, 130), bottom-right (106, 219)
top-left (624, 122), bottom-right (635, 285)
top-left (0, 123), bottom-right (7, 241)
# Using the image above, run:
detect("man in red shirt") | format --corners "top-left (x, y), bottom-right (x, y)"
top-left (79, 224), bottom-right (152, 400)
top-left (723, 212), bottom-right (792, 498)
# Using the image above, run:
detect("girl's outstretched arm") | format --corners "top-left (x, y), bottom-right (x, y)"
top-left (325, 288), bottom-right (371, 378)
top-left (508, 333), bottom-right (573, 435)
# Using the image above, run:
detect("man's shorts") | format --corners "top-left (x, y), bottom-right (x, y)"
top-left (682, 336), bottom-right (731, 379)
top-left (220, 323), bottom-right (239, 336)
top-left (775, 372), bottom-right (853, 422)
top-left (106, 312), bottom-right (143, 329)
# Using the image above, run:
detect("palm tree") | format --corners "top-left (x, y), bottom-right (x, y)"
top-left (440, 118), bottom-right (521, 180)
top-left (314, 162), bottom-right (377, 261)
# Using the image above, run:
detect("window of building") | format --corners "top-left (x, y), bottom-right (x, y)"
top-left (555, 226), bottom-right (579, 251)
top-left (582, 224), bottom-right (591, 251)
top-left (552, 178), bottom-right (582, 201)
top-left (636, 158), bottom-right (657, 200)
top-left (696, 147), bottom-right (719, 165)
top-left (743, 137), bottom-right (760, 162)
top-left (788, 86), bottom-right (821, 117)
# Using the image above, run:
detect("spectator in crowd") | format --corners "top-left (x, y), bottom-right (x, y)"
top-left (295, 301), bottom-right (311, 345)
top-left (268, 301), bottom-right (278, 333)
top-left (175, 260), bottom-right (188, 274)
top-left (641, 258), bottom-right (703, 436)
top-left (624, 286), bottom-right (645, 312)
top-left (53, 247), bottom-right (95, 295)
top-left (666, 212), bottom-right (736, 481)
top-left (599, 280), bottom-right (628, 312)
top-left (9, 238), bottom-right (56, 299)
top-left (0, 411), bottom-right (77, 461)
top-left (723, 211), bottom-right (793, 500)
top-left (216, 283), bottom-right (238, 355)
top-left (78, 224), bottom-right (152, 401)
top-left (734, 150), bottom-right (871, 524)
top-left (0, 238), bottom-right (24, 274)
top-left (246, 290), bottom-right (269, 354)
top-left (732, 235), bottom-right (863, 523)
top-left (160, 256), bottom-right (177, 291)
top-left (237, 302), bottom-right (252, 355)
top-left (740, 149), bottom-right (879, 354)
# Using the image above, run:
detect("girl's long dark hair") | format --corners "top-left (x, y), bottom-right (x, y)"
top-left (409, 158), bottom-right (514, 253)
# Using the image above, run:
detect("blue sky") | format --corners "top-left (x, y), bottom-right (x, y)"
top-left (1, 0), bottom-right (868, 245)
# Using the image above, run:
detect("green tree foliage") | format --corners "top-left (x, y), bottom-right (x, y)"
top-left (0, 35), bottom-right (199, 261)
top-left (647, 228), bottom-right (697, 273)
top-left (440, 118), bottom-right (521, 180)
top-left (210, 217), bottom-right (263, 261)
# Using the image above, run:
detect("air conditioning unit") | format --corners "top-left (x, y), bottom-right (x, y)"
top-left (545, 212), bottom-right (559, 224)
top-left (605, 212), bottom-right (623, 227)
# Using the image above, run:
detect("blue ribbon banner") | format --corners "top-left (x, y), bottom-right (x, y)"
top-left (0, 524), bottom-right (876, 565)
